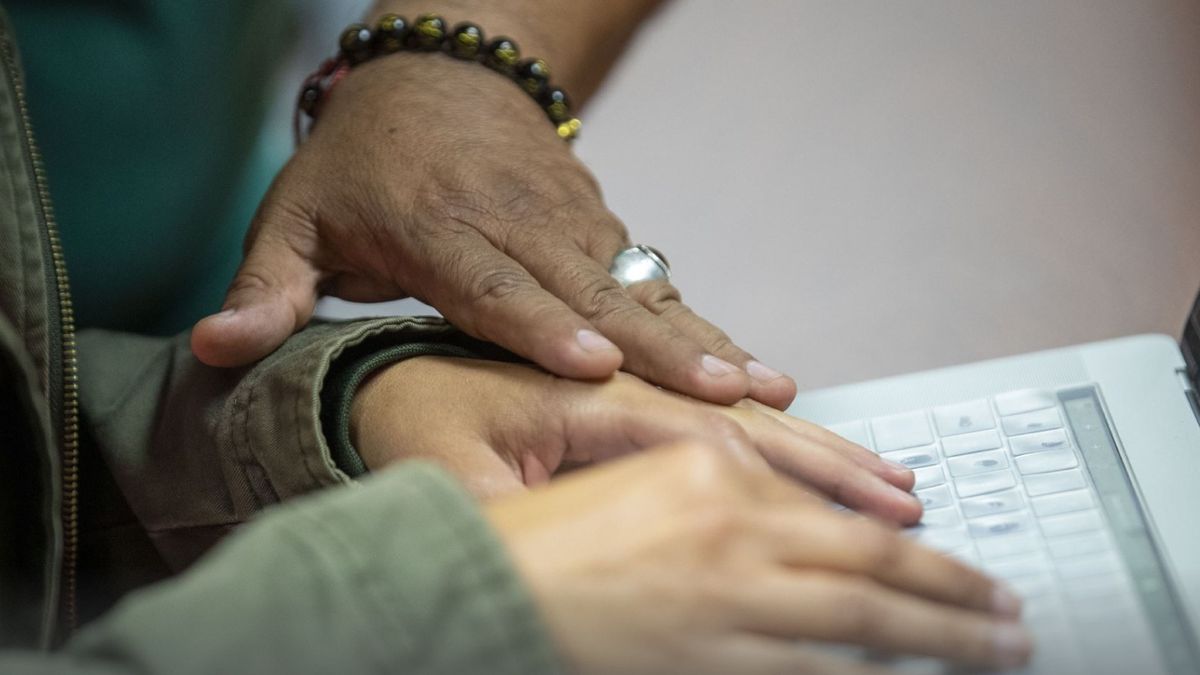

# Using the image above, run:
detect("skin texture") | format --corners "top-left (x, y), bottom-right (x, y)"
top-left (352, 356), bottom-right (922, 525)
top-left (189, 0), bottom-right (799, 409)
top-left (484, 442), bottom-right (1034, 674)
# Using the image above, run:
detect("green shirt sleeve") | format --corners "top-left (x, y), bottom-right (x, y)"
top-left (0, 462), bottom-right (565, 675)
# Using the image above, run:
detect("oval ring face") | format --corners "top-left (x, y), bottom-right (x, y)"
top-left (610, 245), bottom-right (671, 287)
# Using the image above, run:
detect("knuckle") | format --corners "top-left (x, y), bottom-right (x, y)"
top-left (856, 524), bottom-right (907, 573)
top-left (580, 212), bottom-right (631, 258)
top-left (580, 279), bottom-right (638, 324)
top-left (672, 442), bottom-right (748, 495)
top-left (831, 580), bottom-right (884, 640)
top-left (466, 267), bottom-right (533, 306)
top-left (697, 411), bottom-right (749, 445)
top-left (627, 280), bottom-right (683, 313)
top-left (227, 267), bottom-right (278, 297)
top-left (704, 331), bottom-right (739, 358)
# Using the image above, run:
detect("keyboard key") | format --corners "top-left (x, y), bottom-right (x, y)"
top-left (953, 469), bottom-right (1016, 498)
top-left (984, 552), bottom-right (1052, 580)
top-left (871, 412), bottom-right (933, 452)
top-left (1016, 448), bottom-right (1079, 475)
top-left (994, 389), bottom-right (1058, 415)
top-left (1009, 573), bottom-right (1056, 598)
top-left (940, 429), bottom-right (1003, 457)
top-left (1040, 509), bottom-right (1104, 538)
top-left (1048, 531), bottom-right (1111, 559)
top-left (826, 421), bottom-right (871, 451)
top-left (917, 526), bottom-right (970, 551)
top-left (1062, 573), bottom-right (1131, 602)
top-left (976, 533), bottom-right (1040, 560)
top-left (1024, 468), bottom-right (1087, 496)
top-left (915, 484), bottom-right (953, 510)
top-left (968, 511), bottom-right (1035, 538)
top-left (918, 507), bottom-right (962, 529)
top-left (1057, 552), bottom-right (1121, 579)
top-left (933, 400), bottom-right (995, 437)
top-left (1009, 429), bottom-right (1071, 456)
top-left (1023, 595), bottom-right (1068, 623)
top-left (881, 445), bottom-right (939, 469)
top-left (1001, 407), bottom-right (1063, 436)
top-left (1031, 489), bottom-right (1094, 518)
top-left (912, 465), bottom-right (946, 489)
top-left (960, 489), bottom-right (1025, 518)
top-left (947, 449), bottom-right (1009, 477)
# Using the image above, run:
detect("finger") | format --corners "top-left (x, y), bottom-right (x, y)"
top-left (573, 215), bottom-right (795, 411)
top-left (700, 634), bottom-right (897, 675)
top-left (733, 572), bottom-right (1032, 670)
top-left (191, 231), bottom-right (322, 367)
top-left (414, 231), bottom-right (623, 380)
top-left (518, 242), bottom-right (753, 405)
top-left (736, 399), bottom-right (916, 492)
top-left (764, 508), bottom-right (1019, 617)
top-left (628, 280), bottom-right (798, 410)
top-left (722, 408), bottom-right (922, 525)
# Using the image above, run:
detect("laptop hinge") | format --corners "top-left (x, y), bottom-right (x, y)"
top-left (1183, 290), bottom-right (1200, 389)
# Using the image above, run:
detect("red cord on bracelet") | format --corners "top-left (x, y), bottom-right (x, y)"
top-left (293, 57), bottom-right (353, 145)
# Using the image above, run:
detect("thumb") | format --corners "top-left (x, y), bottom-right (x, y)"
top-left (191, 234), bottom-right (322, 367)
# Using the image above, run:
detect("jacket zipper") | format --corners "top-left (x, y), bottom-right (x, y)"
top-left (0, 38), bottom-right (81, 634)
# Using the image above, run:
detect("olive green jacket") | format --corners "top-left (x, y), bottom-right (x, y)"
top-left (0, 10), bottom-right (560, 673)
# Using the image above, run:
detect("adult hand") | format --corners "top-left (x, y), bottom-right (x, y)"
top-left (189, 52), bottom-right (796, 409)
top-left (486, 442), bottom-right (1032, 674)
top-left (351, 356), bottom-right (921, 524)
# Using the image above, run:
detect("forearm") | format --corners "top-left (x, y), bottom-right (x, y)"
top-left (367, 0), bottom-right (665, 101)
top-left (5, 464), bottom-right (560, 675)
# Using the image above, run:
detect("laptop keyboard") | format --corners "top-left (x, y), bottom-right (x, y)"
top-left (825, 387), bottom-right (1177, 675)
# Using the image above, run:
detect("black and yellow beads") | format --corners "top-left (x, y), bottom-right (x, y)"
top-left (485, 37), bottom-right (521, 75)
top-left (374, 14), bottom-right (409, 53)
top-left (408, 14), bottom-right (447, 50)
top-left (339, 24), bottom-right (374, 64)
top-left (330, 14), bottom-right (579, 141)
top-left (447, 23), bottom-right (484, 59)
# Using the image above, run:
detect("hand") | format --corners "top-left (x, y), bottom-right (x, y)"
top-left (486, 442), bottom-right (1033, 674)
top-left (189, 53), bottom-right (797, 409)
top-left (351, 356), bottom-right (922, 524)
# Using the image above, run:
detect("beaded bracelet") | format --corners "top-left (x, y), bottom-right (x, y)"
top-left (295, 13), bottom-right (582, 144)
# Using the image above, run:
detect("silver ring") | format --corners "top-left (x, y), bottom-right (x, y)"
top-left (609, 245), bottom-right (671, 287)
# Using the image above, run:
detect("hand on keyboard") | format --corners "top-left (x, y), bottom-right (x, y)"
top-left (490, 441), bottom-right (1032, 675)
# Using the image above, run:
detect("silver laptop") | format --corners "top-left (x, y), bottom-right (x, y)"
top-left (788, 296), bottom-right (1200, 675)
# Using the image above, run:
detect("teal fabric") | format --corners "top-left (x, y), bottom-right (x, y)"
top-left (6, 1), bottom-right (295, 334)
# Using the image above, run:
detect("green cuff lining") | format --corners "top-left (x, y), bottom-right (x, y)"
top-left (320, 341), bottom-right (480, 478)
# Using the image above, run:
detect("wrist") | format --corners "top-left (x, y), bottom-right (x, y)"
top-left (312, 51), bottom-right (570, 156)
top-left (365, 0), bottom-right (662, 101)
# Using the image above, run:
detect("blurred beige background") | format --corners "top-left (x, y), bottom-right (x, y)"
top-left (315, 1), bottom-right (1200, 390)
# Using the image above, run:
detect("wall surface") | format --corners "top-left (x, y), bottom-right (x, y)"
top-left (318, 1), bottom-right (1200, 390)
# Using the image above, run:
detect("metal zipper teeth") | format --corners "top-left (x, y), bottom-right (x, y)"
top-left (1, 40), bottom-right (81, 633)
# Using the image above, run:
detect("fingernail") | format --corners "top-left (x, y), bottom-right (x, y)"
top-left (215, 308), bottom-right (237, 319)
top-left (883, 458), bottom-right (912, 473)
top-left (701, 354), bottom-right (740, 377)
top-left (576, 329), bottom-right (618, 353)
top-left (992, 623), bottom-right (1033, 668)
top-left (745, 360), bottom-right (784, 383)
top-left (992, 584), bottom-right (1023, 618)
